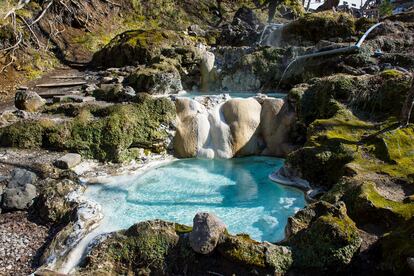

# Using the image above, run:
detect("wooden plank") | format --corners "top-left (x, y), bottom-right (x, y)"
top-left (49, 75), bottom-right (84, 79)
top-left (35, 81), bottom-right (87, 88)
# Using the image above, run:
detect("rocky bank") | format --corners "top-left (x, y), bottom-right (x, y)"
top-left (0, 1), bottom-right (413, 275)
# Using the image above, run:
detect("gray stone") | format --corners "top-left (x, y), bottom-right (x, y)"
top-left (189, 212), bottom-right (226, 254)
top-left (54, 153), bottom-right (82, 169)
top-left (2, 184), bottom-right (37, 210)
top-left (14, 90), bottom-right (46, 112)
top-left (8, 168), bottom-right (37, 188)
top-left (188, 24), bottom-right (206, 36)
top-left (83, 83), bottom-right (99, 94)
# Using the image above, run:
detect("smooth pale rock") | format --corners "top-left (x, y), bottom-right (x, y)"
top-left (189, 212), bottom-right (226, 254)
top-left (14, 90), bottom-right (46, 112)
top-left (2, 184), bottom-right (37, 210)
top-left (173, 98), bottom-right (200, 158)
top-left (221, 98), bottom-right (262, 156)
top-left (261, 98), bottom-right (297, 156)
top-left (200, 51), bottom-right (216, 92)
top-left (54, 153), bottom-right (82, 169)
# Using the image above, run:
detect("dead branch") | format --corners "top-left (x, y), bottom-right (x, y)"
top-left (30, 0), bottom-right (54, 26)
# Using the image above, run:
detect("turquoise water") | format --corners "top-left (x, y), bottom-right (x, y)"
top-left (86, 157), bottom-right (305, 242)
top-left (179, 91), bottom-right (286, 99)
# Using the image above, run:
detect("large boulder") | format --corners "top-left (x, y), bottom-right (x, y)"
top-left (15, 90), bottom-right (46, 112)
top-left (218, 234), bottom-right (293, 273)
top-left (91, 29), bottom-right (199, 68)
top-left (217, 7), bottom-right (262, 47)
top-left (282, 11), bottom-right (356, 44)
top-left (286, 201), bottom-right (361, 269)
top-left (126, 62), bottom-right (183, 94)
top-left (7, 168), bottom-right (37, 188)
top-left (189, 212), bottom-right (226, 254)
top-left (2, 184), bottom-right (37, 210)
top-left (261, 98), bottom-right (297, 156)
top-left (173, 98), bottom-right (200, 158)
top-left (1, 168), bottom-right (38, 210)
top-left (221, 98), bottom-right (262, 156)
top-left (77, 220), bottom-right (181, 275)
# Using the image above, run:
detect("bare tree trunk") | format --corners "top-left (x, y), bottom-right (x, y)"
top-left (401, 74), bottom-right (414, 126)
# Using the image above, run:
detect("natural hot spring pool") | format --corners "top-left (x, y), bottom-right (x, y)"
top-left (85, 157), bottom-right (305, 242)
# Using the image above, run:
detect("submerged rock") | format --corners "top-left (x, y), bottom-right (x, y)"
top-left (189, 212), bottom-right (226, 254)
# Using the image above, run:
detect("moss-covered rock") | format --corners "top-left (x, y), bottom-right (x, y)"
top-left (286, 201), bottom-right (361, 270)
top-left (78, 219), bottom-right (294, 276)
top-left (126, 60), bottom-right (183, 94)
top-left (214, 46), bottom-right (286, 91)
top-left (379, 217), bottom-right (414, 275)
top-left (283, 11), bottom-right (355, 43)
top-left (292, 72), bottom-right (412, 124)
top-left (78, 220), bottom-right (181, 275)
top-left (218, 234), bottom-right (293, 273)
top-left (344, 181), bottom-right (414, 230)
top-left (91, 29), bottom-right (200, 68)
top-left (34, 178), bottom-right (82, 224)
top-left (0, 97), bottom-right (176, 162)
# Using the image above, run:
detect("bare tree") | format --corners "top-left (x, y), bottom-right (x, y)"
top-left (401, 74), bottom-right (414, 126)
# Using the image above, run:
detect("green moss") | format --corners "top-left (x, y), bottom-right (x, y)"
top-left (79, 220), bottom-right (180, 275)
top-left (288, 201), bottom-right (361, 269)
top-left (91, 29), bottom-right (199, 68)
top-left (283, 11), bottom-right (355, 42)
top-left (352, 124), bottom-right (414, 181)
top-left (174, 223), bottom-right (192, 234)
top-left (0, 120), bottom-right (46, 148)
top-left (0, 97), bottom-right (176, 162)
top-left (219, 234), bottom-right (266, 268)
top-left (379, 217), bottom-right (414, 275)
top-left (346, 181), bottom-right (414, 228)
top-left (35, 179), bottom-right (80, 223)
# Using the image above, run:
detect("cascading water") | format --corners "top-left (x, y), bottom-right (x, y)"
top-left (258, 23), bottom-right (284, 46)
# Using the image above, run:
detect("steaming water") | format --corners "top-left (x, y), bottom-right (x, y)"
top-left (85, 157), bottom-right (305, 242)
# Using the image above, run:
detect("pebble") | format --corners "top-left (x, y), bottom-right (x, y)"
top-left (0, 211), bottom-right (50, 275)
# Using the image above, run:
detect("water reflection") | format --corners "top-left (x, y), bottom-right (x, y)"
top-left (86, 157), bottom-right (305, 242)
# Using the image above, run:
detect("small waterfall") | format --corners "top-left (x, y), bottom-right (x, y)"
top-left (404, 100), bottom-right (414, 126)
top-left (258, 23), bottom-right (284, 46)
